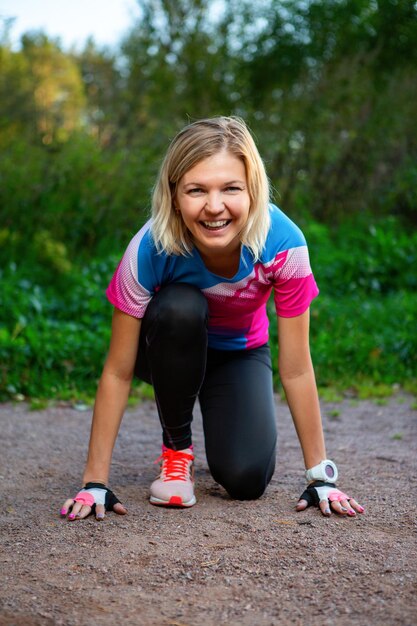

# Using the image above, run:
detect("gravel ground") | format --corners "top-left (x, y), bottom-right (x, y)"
top-left (0, 394), bottom-right (416, 626)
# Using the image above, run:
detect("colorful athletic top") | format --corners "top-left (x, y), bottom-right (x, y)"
top-left (106, 204), bottom-right (319, 350)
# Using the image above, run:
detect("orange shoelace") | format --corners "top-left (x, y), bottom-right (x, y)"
top-left (156, 449), bottom-right (194, 482)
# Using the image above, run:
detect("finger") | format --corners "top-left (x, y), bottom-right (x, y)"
top-left (113, 502), bottom-right (128, 515)
top-left (67, 502), bottom-right (83, 520)
top-left (95, 504), bottom-right (106, 520)
top-left (329, 500), bottom-right (348, 515)
top-left (340, 499), bottom-right (356, 516)
top-left (60, 499), bottom-right (75, 516)
top-left (349, 498), bottom-right (365, 514)
top-left (296, 499), bottom-right (308, 511)
top-left (319, 500), bottom-right (331, 517)
top-left (75, 505), bottom-right (92, 520)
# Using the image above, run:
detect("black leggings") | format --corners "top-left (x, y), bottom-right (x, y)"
top-left (135, 283), bottom-right (277, 500)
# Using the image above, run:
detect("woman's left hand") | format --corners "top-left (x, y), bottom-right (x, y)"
top-left (296, 481), bottom-right (365, 517)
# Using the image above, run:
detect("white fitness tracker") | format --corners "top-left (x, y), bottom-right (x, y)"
top-left (305, 459), bottom-right (338, 483)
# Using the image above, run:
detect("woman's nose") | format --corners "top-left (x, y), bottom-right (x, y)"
top-left (205, 192), bottom-right (224, 213)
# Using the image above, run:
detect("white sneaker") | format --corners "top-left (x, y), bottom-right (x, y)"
top-left (150, 447), bottom-right (196, 507)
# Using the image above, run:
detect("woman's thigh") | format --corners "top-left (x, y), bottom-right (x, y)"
top-left (199, 344), bottom-right (277, 499)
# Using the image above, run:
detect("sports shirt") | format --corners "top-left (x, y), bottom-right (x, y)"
top-left (106, 204), bottom-right (319, 350)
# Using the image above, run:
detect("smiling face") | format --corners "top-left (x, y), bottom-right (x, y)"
top-left (175, 150), bottom-right (251, 262)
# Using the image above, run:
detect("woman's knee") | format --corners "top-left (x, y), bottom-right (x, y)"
top-left (212, 457), bottom-right (276, 501)
top-left (153, 283), bottom-right (208, 331)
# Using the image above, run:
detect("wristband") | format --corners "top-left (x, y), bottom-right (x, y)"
top-left (305, 459), bottom-right (338, 483)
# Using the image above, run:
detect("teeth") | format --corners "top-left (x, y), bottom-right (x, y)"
top-left (203, 220), bottom-right (228, 228)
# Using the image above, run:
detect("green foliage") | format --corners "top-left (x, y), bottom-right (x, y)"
top-left (310, 291), bottom-right (416, 387)
top-left (356, 383), bottom-right (396, 400)
top-left (303, 217), bottom-right (417, 296)
top-left (1, 0), bottom-right (416, 261)
top-left (0, 133), bottom-right (151, 261)
top-left (318, 388), bottom-right (343, 403)
top-left (403, 380), bottom-right (417, 396)
top-left (0, 33), bottom-right (85, 143)
top-left (391, 433), bottom-right (403, 440)
top-left (0, 1), bottom-right (416, 401)
top-left (0, 258), bottom-right (115, 400)
top-left (269, 289), bottom-right (417, 393)
top-left (1, 217), bottom-right (416, 402)
top-left (33, 231), bottom-right (72, 274)
top-left (267, 217), bottom-right (417, 394)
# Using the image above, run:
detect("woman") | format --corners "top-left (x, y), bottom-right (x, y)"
top-left (61, 116), bottom-right (364, 520)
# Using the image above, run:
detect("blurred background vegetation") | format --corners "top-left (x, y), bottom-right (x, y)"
top-left (1, 0), bottom-right (416, 404)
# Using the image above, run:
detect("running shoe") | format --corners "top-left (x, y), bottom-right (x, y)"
top-left (150, 447), bottom-right (196, 507)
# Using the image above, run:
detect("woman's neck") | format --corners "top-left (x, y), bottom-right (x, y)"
top-left (198, 246), bottom-right (241, 279)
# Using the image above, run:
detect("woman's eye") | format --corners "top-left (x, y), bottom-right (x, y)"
top-left (188, 188), bottom-right (204, 194)
top-left (225, 186), bottom-right (241, 192)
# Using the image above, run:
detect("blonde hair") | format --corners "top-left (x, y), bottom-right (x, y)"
top-left (151, 116), bottom-right (271, 261)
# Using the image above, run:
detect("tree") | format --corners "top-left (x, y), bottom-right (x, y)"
top-left (20, 33), bottom-right (86, 143)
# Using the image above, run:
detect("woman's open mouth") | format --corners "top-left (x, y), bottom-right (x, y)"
top-left (200, 219), bottom-right (231, 231)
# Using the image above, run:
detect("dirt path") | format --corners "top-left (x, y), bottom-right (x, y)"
top-left (0, 394), bottom-right (416, 626)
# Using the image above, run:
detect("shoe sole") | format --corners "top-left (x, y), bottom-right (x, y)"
top-left (149, 494), bottom-right (197, 508)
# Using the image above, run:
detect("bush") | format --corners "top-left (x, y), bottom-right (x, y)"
top-left (0, 134), bottom-right (152, 265)
top-left (303, 216), bottom-right (417, 296)
top-left (268, 289), bottom-right (417, 391)
top-left (1, 216), bottom-right (416, 401)
top-left (0, 259), bottom-right (115, 400)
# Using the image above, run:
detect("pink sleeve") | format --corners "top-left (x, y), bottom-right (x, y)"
top-left (106, 230), bottom-right (152, 318)
top-left (272, 246), bottom-right (319, 317)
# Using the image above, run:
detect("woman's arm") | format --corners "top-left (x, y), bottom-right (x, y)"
top-left (278, 310), bottom-right (364, 516)
top-left (82, 307), bottom-right (142, 485)
top-left (277, 309), bottom-right (325, 469)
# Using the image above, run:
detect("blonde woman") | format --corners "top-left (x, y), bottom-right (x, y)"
top-left (61, 117), bottom-right (364, 519)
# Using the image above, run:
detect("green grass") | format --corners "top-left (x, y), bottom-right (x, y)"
top-left (391, 433), bottom-right (403, 440)
top-left (318, 388), bottom-right (344, 403)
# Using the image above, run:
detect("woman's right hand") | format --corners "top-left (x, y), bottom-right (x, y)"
top-left (60, 482), bottom-right (128, 521)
